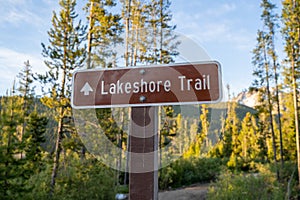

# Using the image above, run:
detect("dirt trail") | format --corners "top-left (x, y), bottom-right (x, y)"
top-left (158, 184), bottom-right (209, 200)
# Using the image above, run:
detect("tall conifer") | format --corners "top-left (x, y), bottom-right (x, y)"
top-left (17, 60), bottom-right (35, 159)
top-left (260, 0), bottom-right (284, 166)
top-left (252, 6), bottom-right (279, 178)
top-left (39, 0), bottom-right (86, 194)
top-left (282, 0), bottom-right (300, 185)
top-left (85, 0), bottom-right (122, 68)
top-left (0, 86), bottom-right (24, 199)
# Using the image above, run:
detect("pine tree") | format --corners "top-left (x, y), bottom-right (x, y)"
top-left (183, 119), bottom-right (200, 158)
top-left (239, 112), bottom-right (260, 169)
top-left (225, 102), bottom-right (241, 168)
top-left (17, 60), bottom-right (35, 159)
top-left (282, 0), bottom-right (300, 185)
top-left (144, 0), bottom-right (179, 64)
top-left (225, 102), bottom-right (240, 158)
top-left (255, 107), bottom-right (269, 162)
top-left (120, 0), bottom-right (132, 66)
top-left (157, 0), bottom-right (179, 64)
top-left (260, 0), bottom-right (284, 166)
top-left (252, 28), bottom-right (279, 179)
top-left (120, 0), bottom-right (178, 66)
top-left (85, 1), bottom-right (124, 177)
top-left (0, 86), bottom-right (24, 199)
top-left (281, 93), bottom-right (297, 161)
top-left (184, 105), bottom-right (210, 158)
top-left (211, 101), bottom-right (240, 160)
top-left (85, 0), bottom-right (122, 69)
top-left (17, 60), bottom-right (34, 111)
top-left (39, 0), bottom-right (86, 195)
top-left (124, 0), bottom-right (148, 65)
top-left (198, 105), bottom-right (210, 154)
top-left (23, 111), bottom-right (47, 175)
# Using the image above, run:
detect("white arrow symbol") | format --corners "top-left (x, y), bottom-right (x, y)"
top-left (80, 82), bottom-right (93, 96)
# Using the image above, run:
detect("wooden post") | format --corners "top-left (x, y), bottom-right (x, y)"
top-left (129, 106), bottom-right (158, 200)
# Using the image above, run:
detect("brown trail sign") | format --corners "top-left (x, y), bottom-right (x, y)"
top-left (71, 61), bottom-right (222, 200)
top-left (71, 61), bottom-right (222, 108)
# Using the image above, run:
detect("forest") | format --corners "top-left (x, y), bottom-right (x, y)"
top-left (0, 0), bottom-right (299, 199)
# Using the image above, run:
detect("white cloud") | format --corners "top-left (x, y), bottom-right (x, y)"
top-left (0, 47), bottom-right (46, 95)
top-left (5, 0), bottom-right (27, 5)
top-left (175, 16), bottom-right (253, 50)
top-left (0, 0), bottom-right (44, 26)
top-left (173, 2), bottom-right (253, 51)
top-left (204, 3), bottom-right (237, 18)
top-left (5, 10), bottom-right (41, 25)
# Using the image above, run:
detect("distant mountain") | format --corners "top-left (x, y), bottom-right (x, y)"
top-left (233, 88), bottom-right (287, 114)
top-left (233, 90), bottom-right (260, 108)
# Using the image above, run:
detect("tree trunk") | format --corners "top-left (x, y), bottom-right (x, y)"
top-left (274, 67), bottom-right (284, 167)
top-left (133, 24), bottom-right (139, 66)
top-left (50, 106), bottom-right (64, 196)
top-left (271, 31), bottom-right (284, 167)
top-left (263, 44), bottom-right (279, 180)
top-left (125, 0), bottom-right (132, 67)
top-left (124, 0), bottom-right (132, 186)
top-left (50, 25), bottom-right (68, 195)
top-left (87, 1), bottom-right (94, 69)
top-left (293, 0), bottom-right (300, 186)
top-left (159, 0), bottom-right (163, 63)
top-left (117, 109), bottom-right (124, 184)
top-left (291, 48), bottom-right (300, 186)
top-left (4, 96), bottom-right (15, 197)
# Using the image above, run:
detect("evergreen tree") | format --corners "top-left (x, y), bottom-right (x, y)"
top-left (281, 93), bottom-right (297, 161)
top-left (121, 0), bottom-right (132, 66)
top-left (184, 105), bottom-right (210, 157)
top-left (39, 0), bottom-right (86, 195)
top-left (224, 102), bottom-right (240, 159)
top-left (85, 1), bottom-right (124, 176)
top-left (17, 60), bottom-right (34, 111)
top-left (235, 112), bottom-right (259, 170)
top-left (85, 0), bottom-right (122, 68)
top-left (17, 60), bottom-right (35, 159)
top-left (260, 0), bottom-right (284, 166)
top-left (225, 102), bottom-right (241, 169)
top-left (120, 0), bottom-right (178, 66)
top-left (211, 101), bottom-right (240, 159)
top-left (252, 28), bottom-right (279, 179)
top-left (157, 0), bottom-right (179, 64)
top-left (144, 0), bottom-right (179, 64)
top-left (255, 106), bottom-right (269, 162)
top-left (23, 111), bottom-right (47, 176)
top-left (0, 87), bottom-right (24, 199)
top-left (198, 105), bottom-right (210, 154)
top-left (123, 0), bottom-right (148, 65)
top-left (183, 119), bottom-right (200, 158)
top-left (282, 0), bottom-right (300, 185)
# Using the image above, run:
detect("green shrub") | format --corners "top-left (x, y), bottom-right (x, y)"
top-left (281, 162), bottom-right (299, 199)
top-left (23, 155), bottom-right (116, 200)
top-left (207, 170), bottom-right (285, 200)
top-left (116, 185), bottom-right (129, 194)
top-left (268, 162), bottom-right (299, 200)
top-left (159, 157), bottom-right (223, 190)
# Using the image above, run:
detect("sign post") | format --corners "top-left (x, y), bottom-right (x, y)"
top-left (71, 61), bottom-right (222, 200)
top-left (129, 106), bottom-right (158, 200)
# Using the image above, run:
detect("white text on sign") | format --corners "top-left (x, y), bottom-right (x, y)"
top-left (100, 75), bottom-right (210, 95)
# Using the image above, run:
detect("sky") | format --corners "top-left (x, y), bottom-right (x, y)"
top-left (0, 0), bottom-right (284, 97)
